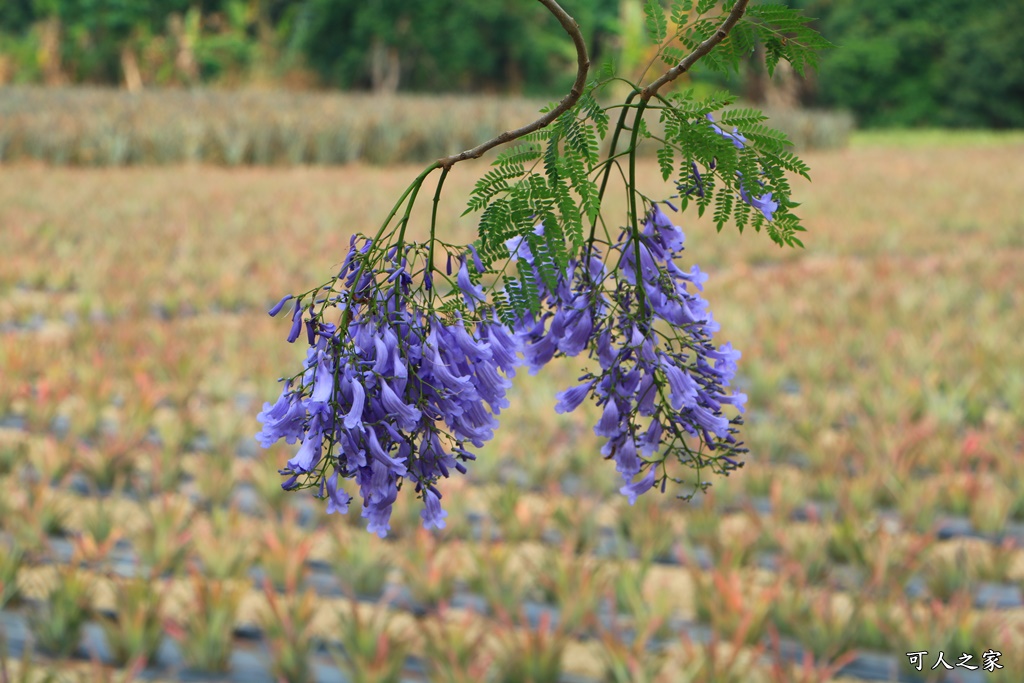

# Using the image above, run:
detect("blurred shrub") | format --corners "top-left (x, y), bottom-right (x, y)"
top-left (0, 87), bottom-right (851, 167)
top-left (0, 87), bottom-right (546, 166)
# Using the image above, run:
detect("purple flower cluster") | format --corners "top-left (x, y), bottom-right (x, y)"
top-left (504, 206), bottom-right (748, 504)
top-left (258, 202), bottom-right (747, 529)
top-left (257, 238), bottom-right (520, 536)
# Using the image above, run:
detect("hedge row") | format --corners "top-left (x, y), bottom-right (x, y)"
top-left (0, 87), bottom-right (852, 166)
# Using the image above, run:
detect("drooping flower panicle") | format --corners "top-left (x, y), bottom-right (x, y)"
top-left (502, 204), bottom-right (747, 504)
top-left (257, 238), bottom-right (520, 536)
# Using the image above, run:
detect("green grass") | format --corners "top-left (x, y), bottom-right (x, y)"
top-left (852, 128), bottom-right (1024, 148)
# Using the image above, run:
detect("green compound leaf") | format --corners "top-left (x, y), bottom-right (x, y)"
top-left (695, 0), bottom-right (719, 17)
top-left (657, 146), bottom-right (675, 182)
top-left (644, 0), bottom-right (669, 44)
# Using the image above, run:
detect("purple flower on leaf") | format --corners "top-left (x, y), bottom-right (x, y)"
top-left (706, 113), bottom-right (747, 149)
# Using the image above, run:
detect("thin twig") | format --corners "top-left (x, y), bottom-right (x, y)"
top-left (437, 0), bottom-right (589, 170)
top-left (640, 0), bottom-right (750, 101)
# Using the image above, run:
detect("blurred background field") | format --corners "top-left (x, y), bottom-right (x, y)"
top-left (0, 87), bottom-right (854, 166)
top-left (2, 0), bottom-right (1024, 681)
top-left (0, 137), bottom-right (1023, 682)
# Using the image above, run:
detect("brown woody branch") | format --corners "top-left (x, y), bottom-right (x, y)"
top-left (437, 0), bottom-right (589, 170)
top-left (436, 0), bottom-right (749, 169)
top-left (640, 0), bottom-right (750, 101)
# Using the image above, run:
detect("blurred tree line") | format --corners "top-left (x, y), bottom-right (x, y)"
top-left (0, 0), bottom-right (620, 94)
top-left (796, 0), bottom-right (1024, 128)
top-left (0, 0), bottom-right (1021, 128)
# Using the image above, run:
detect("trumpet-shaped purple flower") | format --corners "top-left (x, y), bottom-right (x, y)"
top-left (421, 488), bottom-right (447, 530)
top-left (505, 224), bottom-right (545, 264)
top-left (557, 306), bottom-right (593, 357)
top-left (481, 318), bottom-right (521, 376)
top-left (268, 294), bottom-right (294, 317)
top-left (736, 172), bottom-right (779, 222)
top-left (309, 353), bottom-right (335, 404)
top-left (594, 399), bottom-right (621, 438)
top-left (380, 380), bottom-right (421, 431)
top-left (325, 470), bottom-right (352, 515)
top-left (342, 377), bottom-right (365, 430)
top-left (620, 468), bottom-right (657, 505)
top-left (706, 113), bottom-right (747, 149)
top-left (705, 342), bottom-right (741, 383)
top-left (604, 433), bottom-right (642, 479)
top-left (749, 191), bottom-right (778, 222)
top-left (255, 388), bottom-right (307, 447)
top-left (457, 258), bottom-right (486, 312)
top-left (286, 300), bottom-right (304, 343)
top-left (659, 354), bottom-right (699, 411)
top-left (555, 380), bottom-right (593, 414)
top-left (287, 414), bottom-right (323, 473)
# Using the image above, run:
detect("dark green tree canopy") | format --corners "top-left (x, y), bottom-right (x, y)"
top-left (1, 0), bottom-right (1021, 127)
top-left (300, 0), bottom-right (619, 94)
top-left (800, 0), bottom-right (1024, 128)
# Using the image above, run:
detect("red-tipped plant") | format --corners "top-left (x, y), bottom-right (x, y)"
top-left (165, 569), bottom-right (244, 674)
top-left (421, 605), bottom-right (494, 683)
top-left (329, 523), bottom-right (392, 598)
top-left (190, 506), bottom-right (255, 581)
top-left (691, 560), bottom-right (780, 646)
top-left (331, 598), bottom-right (411, 683)
top-left (491, 611), bottom-right (567, 683)
top-left (258, 509), bottom-right (315, 591)
top-left (262, 578), bottom-right (319, 683)
top-left (765, 625), bottom-right (859, 683)
top-left (134, 494), bottom-right (193, 575)
top-left (28, 565), bottom-right (93, 658)
top-left (532, 543), bottom-right (609, 636)
top-left (466, 542), bottom-right (532, 619)
top-left (597, 595), bottom-right (669, 683)
top-left (672, 612), bottom-right (768, 683)
top-left (97, 573), bottom-right (169, 667)
top-left (397, 528), bottom-right (457, 612)
top-left (0, 543), bottom-right (24, 610)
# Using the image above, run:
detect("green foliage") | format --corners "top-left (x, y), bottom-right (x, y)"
top-left (467, 92), bottom-right (606, 321)
top-left (744, 3), bottom-right (834, 77)
top-left (2, 0), bottom-right (1022, 129)
top-left (802, 0), bottom-right (1024, 128)
top-left (460, 0), bottom-right (824, 318)
top-left (0, 543), bottom-right (23, 610)
top-left (643, 0), bottom-right (668, 44)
